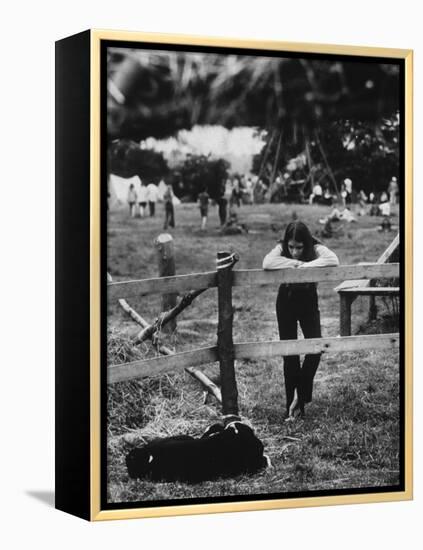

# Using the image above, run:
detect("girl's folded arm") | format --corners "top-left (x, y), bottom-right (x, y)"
top-left (262, 245), bottom-right (299, 269)
top-left (298, 244), bottom-right (339, 268)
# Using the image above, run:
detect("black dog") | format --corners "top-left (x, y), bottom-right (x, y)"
top-left (125, 422), bottom-right (269, 483)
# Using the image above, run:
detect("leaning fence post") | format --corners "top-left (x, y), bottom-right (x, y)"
top-left (155, 233), bottom-right (177, 334)
top-left (216, 251), bottom-right (240, 423)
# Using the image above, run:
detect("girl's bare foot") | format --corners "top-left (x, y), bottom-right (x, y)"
top-left (285, 390), bottom-right (304, 422)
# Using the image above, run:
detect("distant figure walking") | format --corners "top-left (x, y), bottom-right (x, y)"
top-left (127, 183), bottom-right (137, 217)
top-left (138, 181), bottom-right (148, 217)
top-left (217, 196), bottom-right (228, 226)
top-left (388, 177), bottom-right (399, 205)
top-left (146, 181), bottom-right (159, 217)
top-left (198, 188), bottom-right (210, 230)
top-left (163, 183), bottom-right (175, 229)
top-left (231, 178), bottom-right (241, 208)
top-left (263, 221), bottom-right (339, 421)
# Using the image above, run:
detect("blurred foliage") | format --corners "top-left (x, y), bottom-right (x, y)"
top-left (108, 139), bottom-right (169, 180)
top-left (315, 116), bottom-right (400, 193)
top-left (107, 49), bottom-right (400, 140)
top-left (252, 114), bottom-right (400, 194)
top-left (108, 140), bottom-right (229, 199)
top-left (178, 155), bottom-right (229, 200)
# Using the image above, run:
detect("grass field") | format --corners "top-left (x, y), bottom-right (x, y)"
top-left (107, 201), bottom-right (400, 504)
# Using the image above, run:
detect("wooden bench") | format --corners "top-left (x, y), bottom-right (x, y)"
top-left (335, 234), bottom-right (399, 336)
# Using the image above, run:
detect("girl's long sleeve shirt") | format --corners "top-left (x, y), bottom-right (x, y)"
top-left (262, 244), bottom-right (339, 270)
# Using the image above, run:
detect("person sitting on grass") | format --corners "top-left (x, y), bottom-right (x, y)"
top-left (319, 206), bottom-right (356, 225)
top-left (309, 183), bottom-right (323, 205)
top-left (263, 221), bottom-right (339, 421)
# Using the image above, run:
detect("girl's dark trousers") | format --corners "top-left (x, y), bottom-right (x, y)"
top-left (276, 283), bottom-right (321, 414)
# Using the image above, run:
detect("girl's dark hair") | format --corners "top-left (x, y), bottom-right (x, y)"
top-left (281, 221), bottom-right (320, 262)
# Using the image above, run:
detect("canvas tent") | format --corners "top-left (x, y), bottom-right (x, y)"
top-left (108, 174), bottom-right (142, 210)
top-left (108, 174), bottom-right (180, 210)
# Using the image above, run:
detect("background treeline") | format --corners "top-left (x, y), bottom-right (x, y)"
top-left (107, 50), bottom-right (400, 199)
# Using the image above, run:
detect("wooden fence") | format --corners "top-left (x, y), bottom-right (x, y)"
top-left (109, 261), bottom-right (398, 360)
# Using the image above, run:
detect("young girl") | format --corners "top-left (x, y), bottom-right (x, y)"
top-left (262, 221), bottom-right (339, 420)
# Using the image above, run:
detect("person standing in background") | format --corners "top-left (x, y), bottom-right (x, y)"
top-left (217, 196), bottom-right (228, 226)
top-left (388, 177), bottom-right (399, 205)
top-left (163, 182), bottom-right (175, 229)
top-left (138, 180), bottom-right (148, 217)
top-left (146, 181), bottom-right (159, 217)
top-left (344, 178), bottom-right (353, 205)
top-left (127, 183), bottom-right (137, 218)
top-left (198, 188), bottom-right (210, 230)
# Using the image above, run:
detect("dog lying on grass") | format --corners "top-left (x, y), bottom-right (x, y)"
top-left (126, 421), bottom-right (270, 483)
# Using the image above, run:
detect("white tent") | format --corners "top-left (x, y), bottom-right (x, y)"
top-left (108, 174), bottom-right (180, 209)
top-left (156, 179), bottom-right (181, 205)
top-left (157, 179), bottom-right (167, 200)
top-left (108, 174), bottom-right (142, 210)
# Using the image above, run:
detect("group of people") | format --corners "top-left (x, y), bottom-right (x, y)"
top-left (309, 183), bottom-right (335, 206)
top-left (126, 179), bottom-right (177, 230)
top-left (310, 177), bottom-right (353, 207)
top-left (127, 180), bottom-right (160, 218)
top-left (127, 180), bottom-right (220, 232)
top-left (309, 176), bottom-right (399, 213)
top-left (225, 176), bottom-right (251, 207)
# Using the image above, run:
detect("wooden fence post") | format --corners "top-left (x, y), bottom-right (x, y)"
top-left (216, 251), bottom-right (240, 423)
top-left (155, 233), bottom-right (177, 334)
top-left (368, 279), bottom-right (378, 321)
top-left (340, 293), bottom-right (352, 336)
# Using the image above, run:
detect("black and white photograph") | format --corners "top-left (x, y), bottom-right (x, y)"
top-left (104, 39), bottom-right (407, 510)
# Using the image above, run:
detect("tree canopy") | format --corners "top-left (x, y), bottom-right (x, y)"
top-left (107, 48), bottom-right (400, 140)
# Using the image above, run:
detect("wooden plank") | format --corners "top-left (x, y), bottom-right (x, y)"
top-left (334, 279), bottom-right (369, 292)
top-left (335, 235), bottom-right (400, 296)
top-left (185, 367), bottom-right (222, 403)
top-left (108, 264), bottom-right (399, 299)
top-left (233, 263), bottom-right (399, 288)
top-left (108, 333), bottom-right (400, 384)
top-left (233, 333), bottom-right (399, 359)
top-left (339, 287), bottom-right (400, 296)
top-left (377, 233), bottom-right (399, 264)
top-left (108, 346), bottom-right (219, 384)
top-left (108, 271), bottom-right (217, 300)
top-left (334, 235), bottom-right (399, 294)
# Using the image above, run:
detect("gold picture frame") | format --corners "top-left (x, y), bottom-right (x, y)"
top-left (55, 29), bottom-right (413, 521)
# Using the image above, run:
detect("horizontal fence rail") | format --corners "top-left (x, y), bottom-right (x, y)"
top-left (108, 263), bottom-right (399, 300)
top-left (234, 333), bottom-right (399, 359)
top-left (108, 271), bottom-right (216, 300)
top-left (108, 333), bottom-right (399, 384)
top-left (108, 346), bottom-right (218, 384)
